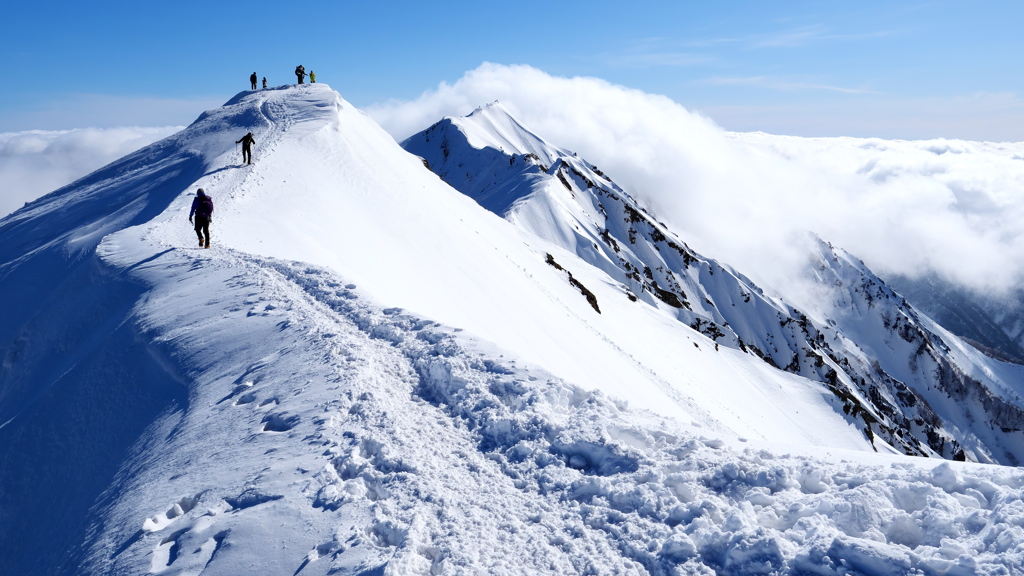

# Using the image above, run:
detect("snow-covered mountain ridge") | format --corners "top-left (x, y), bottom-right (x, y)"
top-left (403, 102), bottom-right (1024, 465)
top-left (1, 85), bottom-right (1023, 574)
top-left (887, 272), bottom-right (1024, 364)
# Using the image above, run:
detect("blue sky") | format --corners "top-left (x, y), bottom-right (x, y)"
top-left (3, 0), bottom-right (1023, 139)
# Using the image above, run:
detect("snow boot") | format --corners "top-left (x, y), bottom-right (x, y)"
top-left (199, 238), bottom-right (204, 247)
top-left (205, 241), bottom-right (210, 249)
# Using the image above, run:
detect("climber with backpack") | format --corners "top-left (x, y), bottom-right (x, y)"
top-left (295, 65), bottom-right (306, 84)
top-left (189, 188), bottom-right (214, 248)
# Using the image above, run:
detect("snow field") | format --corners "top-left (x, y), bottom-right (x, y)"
top-left (95, 234), bottom-right (1024, 574)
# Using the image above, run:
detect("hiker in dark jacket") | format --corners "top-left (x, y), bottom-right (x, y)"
top-left (188, 188), bottom-right (214, 248)
top-left (295, 65), bottom-right (306, 84)
top-left (262, 77), bottom-right (268, 89)
top-left (236, 132), bottom-right (255, 165)
top-left (250, 72), bottom-right (258, 90)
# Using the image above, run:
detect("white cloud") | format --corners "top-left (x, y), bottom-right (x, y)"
top-left (367, 63), bottom-right (1024, 305)
top-left (0, 126), bottom-right (181, 218)
top-left (0, 94), bottom-right (220, 132)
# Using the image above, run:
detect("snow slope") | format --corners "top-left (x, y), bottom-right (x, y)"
top-left (1, 85), bottom-right (1023, 574)
top-left (0, 126), bottom-right (182, 218)
top-left (731, 131), bottom-right (1024, 365)
top-left (887, 272), bottom-right (1024, 363)
top-left (403, 102), bottom-right (1024, 465)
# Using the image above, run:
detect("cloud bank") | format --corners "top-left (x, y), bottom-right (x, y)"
top-left (0, 126), bottom-right (180, 218)
top-left (367, 63), bottom-right (1024, 304)
top-left (0, 95), bottom-right (221, 132)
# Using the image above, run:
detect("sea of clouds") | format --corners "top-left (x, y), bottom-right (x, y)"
top-left (0, 126), bottom-right (180, 218)
top-left (368, 63), bottom-right (1024, 305)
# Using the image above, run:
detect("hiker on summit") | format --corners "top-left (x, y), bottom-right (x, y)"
top-left (295, 65), bottom-right (306, 84)
top-left (250, 72), bottom-right (258, 90)
top-left (310, 71), bottom-right (316, 83)
top-left (262, 77), bottom-right (267, 89)
top-left (236, 132), bottom-right (255, 165)
top-left (189, 189), bottom-right (214, 248)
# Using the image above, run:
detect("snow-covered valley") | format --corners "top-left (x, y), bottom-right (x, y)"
top-left (2, 84), bottom-right (1024, 575)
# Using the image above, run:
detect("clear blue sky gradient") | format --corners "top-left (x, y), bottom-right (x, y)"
top-left (2, 0), bottom-right (1023, 138)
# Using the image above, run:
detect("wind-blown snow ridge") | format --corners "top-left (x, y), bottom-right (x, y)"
top-left (2, 84), bottom-right (1024, 574)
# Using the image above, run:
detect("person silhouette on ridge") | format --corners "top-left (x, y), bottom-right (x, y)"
top-left (295, 65), bottom-right (306, 84)
top-left (250, 72), bottom-right (258, 90)
top-left (236, 132), bottom-right (255, 165)
top-left (262, 77), bottom-right (268, 89)
top-left (310, 71), bottom-right (316, 83)
top-left (189, 188), bottom-right (214, 248)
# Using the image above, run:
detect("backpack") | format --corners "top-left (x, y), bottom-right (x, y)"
top-left (196, 195), bottom-right (214, 218)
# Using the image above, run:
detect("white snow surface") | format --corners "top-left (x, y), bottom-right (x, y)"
top-left (403, 102), bottom-right (1024, 466)
top-left (0, 85), bottom-right (1023, 574)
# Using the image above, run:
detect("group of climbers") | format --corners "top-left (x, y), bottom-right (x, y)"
top-left (207, 65), bottom-right (319, 248)
top-left (237, 64), bottom-right (319, 167)
top-left (248, 66), bottom-right (316, 90)
top-left (249, 72), bottom-right (268, 89)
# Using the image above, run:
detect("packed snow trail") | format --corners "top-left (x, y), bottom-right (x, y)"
top-left (0, 84), bottom-right (1022, 574)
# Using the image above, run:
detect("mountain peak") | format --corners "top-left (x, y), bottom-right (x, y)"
top-left (467, 99), bottom-right (509, 116)
top-left (441, 100), bottom-right (567, 163)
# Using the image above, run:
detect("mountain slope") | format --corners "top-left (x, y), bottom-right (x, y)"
top-left (886, 273), bottom-right (1024, 363)
top-left (403, 102), bottom-right (1024, 465)
top-left (1, 85), bottom-right (1023, 575)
